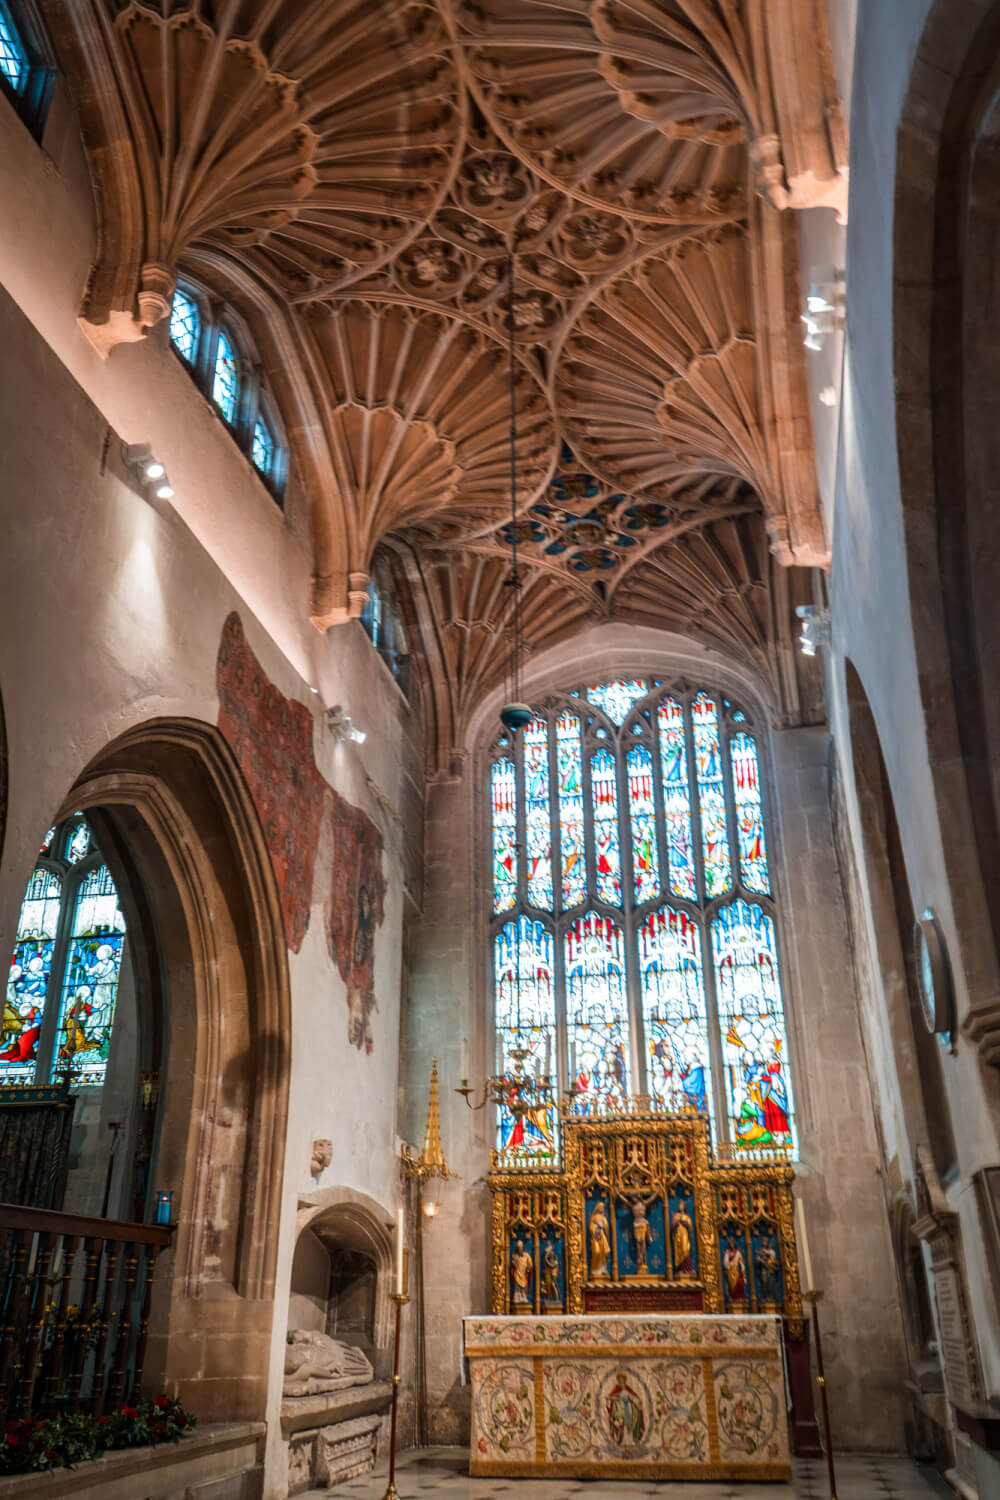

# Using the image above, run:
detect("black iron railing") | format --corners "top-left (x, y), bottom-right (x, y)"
top-left (0, 1204), bottom-right (171, 1421)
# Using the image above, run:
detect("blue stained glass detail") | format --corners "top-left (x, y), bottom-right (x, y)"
top-left (494, 917), bottom-right (558, 1166)
top-left (524, 718), bottom-right (553, 910)
top-left (40, 827), bottom-right (56, 854)
top-left (712, 900), bottom-right (795, 1154)
top-left (639, 907), bottom-right (713, 1122)
top-left (556, 711), bottom-right (585, 909)
top-left (2, 868), bottom-right (62, 1083)
top-left (491, 759), bottom-right (517, 914)
top-left (0, 4), bottom-right (28, 93)
top-left (51, 866), bottom-right (126, 1087)
top-left (252, 416), bottom-right (274, 476)
top-left (626, 745), bottom-right (659, 902)
top-left (212, 330), bottom-right (239, 424)
top-left (566, 912), bottom-right (630, 1112)
top-left (586, 679), bottom-right (648, 726)
top-left (590, 749), bottom-right (621, 905)
top-left (169, 288), bottom-right (200, 364)
top-left (692, 693), bottom-right (732, 898)
top-left (731, 732), bottom-right (769, 894)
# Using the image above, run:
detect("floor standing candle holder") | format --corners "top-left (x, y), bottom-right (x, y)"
top-left (382, 1284), bottom-right (410, 1500)
top-left (803, 1289), bottom-right (837, 1499)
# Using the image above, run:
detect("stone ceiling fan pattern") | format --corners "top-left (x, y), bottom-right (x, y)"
top-left (42, 0), bottom-right (842, 762)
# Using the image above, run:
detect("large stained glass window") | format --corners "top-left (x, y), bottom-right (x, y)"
top-left (3, 817), bottom-right (127, 1088)
top-left (489, 680), bottom-right (794, 1161)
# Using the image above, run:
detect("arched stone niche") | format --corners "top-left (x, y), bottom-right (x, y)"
top-left (282, 1189), bottom-right (395, 1492)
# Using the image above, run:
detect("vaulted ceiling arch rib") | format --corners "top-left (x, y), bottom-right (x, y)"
top-left (49, 0), bottom-right (464, 351)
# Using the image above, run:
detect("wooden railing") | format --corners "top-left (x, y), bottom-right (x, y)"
top-left (0, 1204), bottom-right (172, 1422)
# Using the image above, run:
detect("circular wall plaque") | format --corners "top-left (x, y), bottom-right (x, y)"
top-left (914, 908), bottom-right (954, 1037)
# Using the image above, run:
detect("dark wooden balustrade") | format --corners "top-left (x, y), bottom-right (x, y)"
top-left (0, 1203), bottom-right (172, 1422)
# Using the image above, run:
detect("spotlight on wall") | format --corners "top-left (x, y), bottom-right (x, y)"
top-left (123, 442), bottom-right (174, 500)
top-left (795, 604), bottom-right (832, 657)
top-left (801, 266), bottom-right (844, 352)
top-left (325, 704), bottom-right (366, 744)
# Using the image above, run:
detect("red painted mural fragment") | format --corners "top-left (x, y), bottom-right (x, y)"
top-left (216, 612), bottom-right (327, 953)
top-left (216, 613), bottom-right (386, 1051)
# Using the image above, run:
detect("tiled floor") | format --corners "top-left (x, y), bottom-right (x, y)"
top-left (309, 1445), bottom-right (954, 1499)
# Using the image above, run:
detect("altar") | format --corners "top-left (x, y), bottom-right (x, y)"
top-left (465, 1312), bottom-right (791, 1481)
top-left (474, 1105), bottom-right (817, 1474)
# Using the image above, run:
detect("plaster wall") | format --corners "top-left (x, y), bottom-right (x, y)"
top-left (0, 82), bottom-right (424, 1495)
top-left (811, 0), bottom-right (1000, 1419)
top-left (404, 625), bottom-right (908, 1451)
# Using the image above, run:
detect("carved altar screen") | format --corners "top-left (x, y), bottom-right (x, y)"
top-left (488, 683), bottom-right (796, 1162)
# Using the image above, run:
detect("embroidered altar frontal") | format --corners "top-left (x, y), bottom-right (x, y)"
top-left (464, 1312), bottom-right (791, 1482)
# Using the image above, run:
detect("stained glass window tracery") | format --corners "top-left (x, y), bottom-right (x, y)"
top-left (212, 330), bottom-right (239, 424)
top-left (566, 912), bottom-right (630, 1111)
top-left (489, 681), bottom-right (795, 1160)
top-left (3, 819), bottom-right (128, 1088)
top-left (169, 287), bottom-right (200, 364)
top-left (0, 3), bottom-right (28, 92)
top-left (252, 416), bottom-right (274, 477)
top-left (556, 712), bottom-right (585, 909)
top-left (494, 916), bottom-right (558, 1164)
top-left (591, 749), bottom-right (621, 905)
top-left (524, 718), bottom-right (553, 910)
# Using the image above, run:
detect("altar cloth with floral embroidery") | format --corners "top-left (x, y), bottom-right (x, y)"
top-left (463, 1313), bottom-right (790, 1482)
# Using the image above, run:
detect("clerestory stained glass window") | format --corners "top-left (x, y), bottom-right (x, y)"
top-left (212, 330), bottom-right (239, 424)
top-left (169, 287), bottom-right (200, 365)
top-left (489, 679), bottom-right (796, 1163)
top-left (3, 817), bottom-right (127, 1088)
top-left (252, 416), bottom-right (274, 477)
top-left (0, 3), bottom-right (28, 93)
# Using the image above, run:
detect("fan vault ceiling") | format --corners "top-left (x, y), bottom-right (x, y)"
top-left (41, 0), bottom-right (844, 767)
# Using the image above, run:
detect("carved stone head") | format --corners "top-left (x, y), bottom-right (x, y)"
top-left (310, 1138), bottom-right (333, 1175)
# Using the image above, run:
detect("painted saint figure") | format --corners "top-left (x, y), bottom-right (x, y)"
top-left (589, 1200), bottom-right (611, 1277)
top-left (510, 1239), bottom-right (533, 1307)
top-left (540, 1240), bottom-right (560, 1306)
top-left (605, 1370), bottom-right (646, 1449)
top-left (755, 1232), bottom-right (780, 1305)
top-left (724, 1235), bottom-right (748, 1303)
top-left (671, 1198), bottom-right (695, 1278)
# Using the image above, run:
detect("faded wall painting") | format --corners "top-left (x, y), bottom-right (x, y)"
top-left (217, 612), bottom-right (327, 952)
top-left (327, 789), bottom-right (386, 1054)
top-left (217, 617), bottom-right (386, 1049)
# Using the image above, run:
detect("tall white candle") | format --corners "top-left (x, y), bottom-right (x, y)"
top-left (396, 1207), bottom-right (405, 1295)
top-left (795, 1196), bottom-right (814, 1293)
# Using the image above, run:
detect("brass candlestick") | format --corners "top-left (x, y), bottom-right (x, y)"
top-left (383, 1265), bottom-right (410, 1500)
top-left (803, 1289), bottom-right (837, 1499)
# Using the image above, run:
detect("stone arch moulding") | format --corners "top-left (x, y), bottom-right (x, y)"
top-left (893, 0), bottom-right (1000, 1066)
top-left (56, 717), bottom-right (291, 1419)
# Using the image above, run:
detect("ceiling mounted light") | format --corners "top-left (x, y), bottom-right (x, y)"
top-left (800, 266), bottom-right (844, 354)
top-left (498, 253), bottom-right (532, 736)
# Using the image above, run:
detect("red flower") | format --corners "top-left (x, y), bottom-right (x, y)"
top-left (6, 1436), bottom-right (19, 1448)
top-left (154, 1396), bottom-right (170, 1409)
top-left (477, 1437), bottom-right (488, 1453)
top-left (154, 1423), bottom-right (167, 1437)
top-left (120, 1406), bottom-right (138, 1419)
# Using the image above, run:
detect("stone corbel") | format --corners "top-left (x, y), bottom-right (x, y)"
top-left (78, 261), bottom-right (177, 358)
top-left (310, 570), bottom-right (370, 631)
